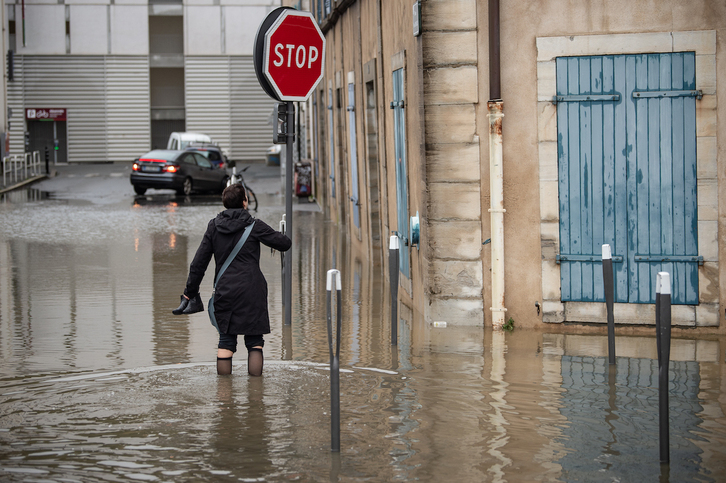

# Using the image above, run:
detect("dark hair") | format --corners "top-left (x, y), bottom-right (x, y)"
top-left (222, 183), bottom-right (247, 209)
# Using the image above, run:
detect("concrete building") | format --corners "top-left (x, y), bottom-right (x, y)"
top-left (306, 0), bottom-right (725, 331)
top-left (4, 0), bottom-right (279, 163)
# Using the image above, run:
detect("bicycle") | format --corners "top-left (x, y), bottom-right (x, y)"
top-left (227, 165), bottom-right (258, 211)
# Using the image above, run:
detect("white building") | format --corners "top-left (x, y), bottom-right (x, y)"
top-left (5, 0), bottom-right (279, 163)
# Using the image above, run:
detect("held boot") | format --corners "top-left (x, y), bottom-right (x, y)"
top-left (183, 293), bottom-right (204, 314)
top-left (172, 295), bottom-right (189, 315)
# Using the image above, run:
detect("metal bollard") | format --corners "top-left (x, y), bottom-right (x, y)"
top-left (655, 272), bottom-right (671, 464)
top-left (326, 269), bottom-right (342, 452)
top-left (602, 244), bottom-right (616, 365)
top-left (389, 235), bottom-right (399, 346)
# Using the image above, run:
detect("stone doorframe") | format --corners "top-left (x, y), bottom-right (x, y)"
top-left (536, 31), bottom-right (718, 327)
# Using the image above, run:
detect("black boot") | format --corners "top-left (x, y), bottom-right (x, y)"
top-left (183, 293), bottom-right (204, 314)
top-left (172, 295), bottom-right (189, 315)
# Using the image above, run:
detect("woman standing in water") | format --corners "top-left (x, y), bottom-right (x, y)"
top-left (173, 183), bottom-right (291, 376)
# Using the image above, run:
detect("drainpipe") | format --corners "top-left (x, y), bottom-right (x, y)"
top-left (488, 0), bottom-right (506, 328)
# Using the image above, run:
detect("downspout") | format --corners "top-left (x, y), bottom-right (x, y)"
top-left (488, 0), bottom-right (506, 329)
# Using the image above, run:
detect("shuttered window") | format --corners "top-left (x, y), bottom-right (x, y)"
top-left (392, 68), bottom-right (409, 278)
top-left (557, 53), bottom-right (699, 304)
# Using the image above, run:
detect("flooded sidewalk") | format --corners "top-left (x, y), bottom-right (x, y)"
top-left (0, 164), bottom-right (725, 481)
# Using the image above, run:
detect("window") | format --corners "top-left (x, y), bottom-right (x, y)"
top-left (556, 53), bottom-right (699, 304)
top-left (194, 153), bottom-right (212, 168)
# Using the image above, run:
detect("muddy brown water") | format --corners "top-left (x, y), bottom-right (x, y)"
top-left (0, 164), bottom-right (724, 482)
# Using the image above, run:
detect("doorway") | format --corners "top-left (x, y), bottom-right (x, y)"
top-left (28, 120), bottom-right (67, 164)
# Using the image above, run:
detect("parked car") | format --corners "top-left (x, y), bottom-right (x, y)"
top-left (130, 149), bottom-right (229, 196)
top-left (166, 132), bottom-right (213, 150)
top-left (185, 143), bottom-right (228, 169)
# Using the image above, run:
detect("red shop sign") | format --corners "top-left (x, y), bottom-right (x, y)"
top-left (26, 108), bottom-right (67, 121)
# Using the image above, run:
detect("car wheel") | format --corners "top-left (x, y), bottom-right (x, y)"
top-left (134, 185), bottom-right (147, 195)
top-left (177, 177), bottom-right (192, 196)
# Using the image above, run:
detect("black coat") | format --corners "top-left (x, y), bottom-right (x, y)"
top-left (184, 208), bottom-right (291, 335)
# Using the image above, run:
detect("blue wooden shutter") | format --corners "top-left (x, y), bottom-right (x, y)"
top-left (557, 53), bottom-right (698, 305)
top-left (347, 81), bottom-right (361, 231)
top-left (327, 88), bottom-right (336, 199)
top-left (628, 53), bottom-right (699, 304)
top-left (557, 55), bottom-right (628, 303)
top-left (392, 68), bottom-right (409, 278)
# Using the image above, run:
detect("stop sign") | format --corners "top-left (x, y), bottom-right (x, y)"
top-left (261, 10), bottom-right (325, 102)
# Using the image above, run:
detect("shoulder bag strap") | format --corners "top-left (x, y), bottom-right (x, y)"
top-left (214, 220), bottom-right (255, 288)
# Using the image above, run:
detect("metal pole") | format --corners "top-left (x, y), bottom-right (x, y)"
top-left (488, 100), bottom-right (506, 329)
top-left (656, 272), bottom-right (671, 464)
top-left (488, 0), bottom-right (501, 100)
top-left (279, 215), bottom-right (286, 303)
top-left (283, 102), bottom-right (294, 326)
top-left (389, 235), bottom-right (399, 345)
top-left (326, 269), bottom-right (342, 452)
top-left (602, 244), bottom-right (616, 365)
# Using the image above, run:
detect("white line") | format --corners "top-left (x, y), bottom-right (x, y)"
top-left (352, 366), bottom-right (398, 375)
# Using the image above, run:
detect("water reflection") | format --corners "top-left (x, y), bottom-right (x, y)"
top-left (487, 330), bottom-right (511, 480)
top-left (0, 175), bottom-right (725, 481)
top-left (152, 231), bottom-right (191, 365)
top-left (0, 187), bottom-right (48, 204)
top-left (212, 376), bottom-right (273, 478)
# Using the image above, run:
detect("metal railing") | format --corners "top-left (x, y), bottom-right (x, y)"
top-left (2, 152), bottom-right (42, 188)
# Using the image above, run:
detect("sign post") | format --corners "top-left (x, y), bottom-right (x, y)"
top-left (254, 8), bottom-right (325, 326)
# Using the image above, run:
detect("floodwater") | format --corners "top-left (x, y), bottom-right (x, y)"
top-left (0, 164), bottom-right (725, 482)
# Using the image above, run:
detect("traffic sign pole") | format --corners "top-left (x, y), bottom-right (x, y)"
top-left (283, 101), bottom-right (294, 326)
top-left (253, 7), bottom-right (325, 327)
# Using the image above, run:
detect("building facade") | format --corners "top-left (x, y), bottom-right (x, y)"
top-left (307, 0), bottom-right (725, 330)
top-left (5, 0), bottom-right (279, 163)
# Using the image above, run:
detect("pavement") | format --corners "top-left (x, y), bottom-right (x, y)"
top-left (0, 173), bottom-right (49, 195)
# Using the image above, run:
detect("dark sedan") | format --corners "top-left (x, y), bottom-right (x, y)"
top-left (185, 143), bottom-right (228, 169)
top-left (130, 150), bottom-right (229, 196)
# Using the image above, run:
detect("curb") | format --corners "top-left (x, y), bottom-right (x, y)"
top-left (0, 174), bottom-right (49, 195)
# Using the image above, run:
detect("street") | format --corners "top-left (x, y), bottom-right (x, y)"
top-left (0, 164), bottom-right (724, 482)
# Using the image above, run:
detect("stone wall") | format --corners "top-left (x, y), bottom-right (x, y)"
top-left (422, 0), bottom-right (484, 325)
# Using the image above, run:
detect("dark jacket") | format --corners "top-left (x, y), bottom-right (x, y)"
top-left (184, 208), bottom-right (291, 335)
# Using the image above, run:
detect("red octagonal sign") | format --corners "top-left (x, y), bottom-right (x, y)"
top-left (264, 10), bottom-right (326, 102)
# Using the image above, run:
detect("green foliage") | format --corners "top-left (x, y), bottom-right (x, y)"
top-left (503, 317), bottom-right (514, 332)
